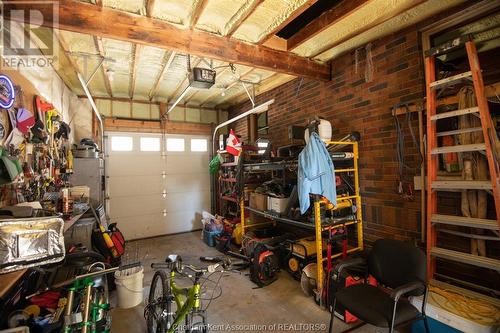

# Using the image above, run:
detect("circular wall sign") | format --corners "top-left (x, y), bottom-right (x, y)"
top-left (0, 75), bottom-right (15, 109)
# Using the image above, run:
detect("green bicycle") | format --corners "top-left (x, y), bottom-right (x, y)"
top-left (145, 255), bottom-right (230, 333)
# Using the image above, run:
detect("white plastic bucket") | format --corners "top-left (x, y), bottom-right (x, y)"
top-left (114, 266), bottom-right (144, 309)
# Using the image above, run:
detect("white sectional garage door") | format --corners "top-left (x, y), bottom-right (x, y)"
top-left (105, 132), bottom-right (210, 240)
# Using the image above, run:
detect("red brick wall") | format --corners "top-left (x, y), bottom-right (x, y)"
top-left (231, 27), bottom-right (425, 245)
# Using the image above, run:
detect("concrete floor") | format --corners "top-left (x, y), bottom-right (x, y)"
top-left (110, 232), bottom-right (400, 333)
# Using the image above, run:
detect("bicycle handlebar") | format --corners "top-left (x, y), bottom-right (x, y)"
top-left (151, 258), bottom-right (231, 275)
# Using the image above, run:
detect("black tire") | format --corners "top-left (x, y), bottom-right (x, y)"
top-left (147, 271), bottom-right (168, 333)
top-left (65, 250), bottom-right (106, 267)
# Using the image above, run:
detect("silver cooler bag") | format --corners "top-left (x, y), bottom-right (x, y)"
top-left (0, 216), bottom-right (65, 273)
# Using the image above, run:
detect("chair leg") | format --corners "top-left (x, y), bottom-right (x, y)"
top-left (329, 298), bottom-right (337, 333)
top-left (423, 315), bottom-right (430, 333)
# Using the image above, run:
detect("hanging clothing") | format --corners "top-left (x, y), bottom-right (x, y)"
top-left (298, 132), bottom-right (336, 214)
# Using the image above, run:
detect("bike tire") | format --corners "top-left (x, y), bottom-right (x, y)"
top-left (147, 270), bottom-right (168, 333)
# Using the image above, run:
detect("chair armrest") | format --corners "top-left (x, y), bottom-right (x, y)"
top-left (332, 257), bottom-right (367, 280)
top-left (390, 281), bottom-right (426, 302)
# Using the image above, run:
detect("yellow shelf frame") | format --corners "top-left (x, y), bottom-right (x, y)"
top-left (240, 141), bottom-right (364, 302)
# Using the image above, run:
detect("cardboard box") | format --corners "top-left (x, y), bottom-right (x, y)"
top-left (267, 196), bottom-right (289, 214)
top-left (249, 192), bottom-right (267, 211)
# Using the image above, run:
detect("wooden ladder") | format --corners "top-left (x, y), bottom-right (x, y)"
top-left (425, 36), bottom-right (500, 281)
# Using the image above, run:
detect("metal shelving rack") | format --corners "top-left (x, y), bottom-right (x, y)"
top-left (240, 140), bottom-right (364, 298)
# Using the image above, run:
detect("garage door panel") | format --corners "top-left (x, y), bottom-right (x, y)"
top-left (107, 155), bottom-right (164, 176)
top-left (109, 175), bottom-right (165, 196)
top-left (162, 211), bottom-right (203, 234)
top-left (165, 191), bottom-right (210, 213)
top-left (107, 133), bottom-right (209, 239)
top-left (109, 213), bottom-right (164, 240)
top-left (109, 194), bottom-right (163, 217)
top-left (165, 173), bottom-right (210, 193)
top-left (165, 155), bottom-right (207, 174)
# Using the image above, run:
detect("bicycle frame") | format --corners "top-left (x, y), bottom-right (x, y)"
top-left (168, 270), bottom-right (204, 333)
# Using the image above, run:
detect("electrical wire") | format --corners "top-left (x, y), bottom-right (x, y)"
top-left (429, 286), bottom-right (500, 326)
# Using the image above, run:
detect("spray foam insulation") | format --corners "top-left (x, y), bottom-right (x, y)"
top-left (103, 0), bottom-right (144, 15)
top-left (196, 0), bottom-right (247, 35)
top-left (292, 0), bottom-right (427, 57)
top-left (133, 46), bottom-right (168, 100)
top-left (314, 0), bottom-right (466, 62)
top-left (151, 0), bottom-right (193, 26)
top-left (233, 0), bottom-right (310, 43)
top-left (59, 31), bottom-right (108, 96)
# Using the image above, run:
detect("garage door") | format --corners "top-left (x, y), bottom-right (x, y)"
top-left (105, 132), bottom-right (210, 240)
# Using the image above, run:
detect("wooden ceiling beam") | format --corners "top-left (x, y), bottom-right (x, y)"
top-left (149, 50), bottom-right (176, 101)
top-left (4, 0), bottom-right (329, 81)
top-left (224, 0), bottom-right (264, 37)
top-left (258, 0), bottom-right (317, 45)
top-left (287, 0), bottom-right (371, 51)
top-left (188, 0), bottom-right (208, 28)
top-left (310, 0), bottom-right (425, 58)
top-left (93, 36), bottom-right (113, 97)
top-left (129, 44), bottom-right (141, 99)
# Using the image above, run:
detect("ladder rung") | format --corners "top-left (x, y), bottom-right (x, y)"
top-left (431, 107), bottom-right (479, 121)
top-left (430, 71), bottom-right (472, 90)
top-left (436, 127), bottom-right (483, 137)
top-left (431, 180), bottom-right (492, 190)
top-left (431, 143), bottom-right (486, 154)
top-left (431, 247), bottom-right (500, 270)
top-left (431, 214), bottom-right (499, 230)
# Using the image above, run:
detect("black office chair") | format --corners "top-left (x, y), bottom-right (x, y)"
top-left (329, 239), bottom-right (430, 333)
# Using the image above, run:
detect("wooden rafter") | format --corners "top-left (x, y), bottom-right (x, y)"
top-left (169, 57), bottom-right (203, 102)
top-left (188, 0), bottom-right (208, 29)
top-left (146, 0), bottom-right (155, 17)
top-left (258, 0), bottom-right (317, 45)
top-left (54, 31), bottom-right (83, 77)
top-left (93, 36), bottom-right (113, 97)
top-left (4, 0), bottom-right (330, 80)
top-left (129, 44), bottom-right (141, 99)
top-left (149, 50), bottom-right (176, 101)
top-left (224, 0), bottom-right (263, 37)
top-left (309, 0), bottom-right (425, 58)
top-left (200, 68), bottom-right (255, 107)
top-left (287, 0), bottom-right (371, 51)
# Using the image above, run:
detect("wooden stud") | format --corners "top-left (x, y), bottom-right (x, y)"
top-left (258, 0), bottom-right (317, 45)
top-left (146, 0), bottom-right (155, 17)
top-left (287, 0), bottom-right (371, 50)
top-left (129, 44), bottom-right (141, 99)
top-left (149, 50), bottom-right (176, 101)
top-left (3, 0), bottom-right (330, 81)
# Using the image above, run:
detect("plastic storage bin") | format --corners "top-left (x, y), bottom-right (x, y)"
top-left (203, 229), bottom-right (222, 247)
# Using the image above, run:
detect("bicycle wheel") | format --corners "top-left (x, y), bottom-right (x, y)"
top-left (146, 271), bottom-right (168, 333)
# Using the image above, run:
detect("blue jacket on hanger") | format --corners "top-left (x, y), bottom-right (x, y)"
top-left (298, 132), bottom-right (336, 214)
